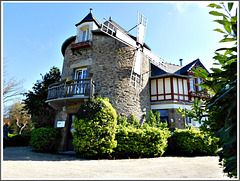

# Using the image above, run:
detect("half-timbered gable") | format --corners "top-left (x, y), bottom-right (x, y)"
top-left (150, 59), bottom-right (209, 130)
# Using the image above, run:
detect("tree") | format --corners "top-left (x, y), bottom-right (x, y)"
top-left (23, 67), bottom-right (61, 128)
top-left (8, 102), bottom-right (33, 134)
top-left (177, 99), bottom-right (207, 124)
top-left (3, 58), bottom-right (25, 117)
top-left (192, 2), bottom-right (237, 177)
top-left (3, 77), bottom-right (24, 104)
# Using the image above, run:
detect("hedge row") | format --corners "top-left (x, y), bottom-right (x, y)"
top-left (6, 134), bottom-right (31, 147)
top-left (29, 127), bottom-right (60, 153)
top-left (171, 127), bottom-right (219, 156)
top-left (114, 125), bottom-right (171, 158)
top-left (27, 97), bottom-right (219, 158)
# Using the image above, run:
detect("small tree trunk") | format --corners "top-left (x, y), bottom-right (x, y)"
top-left (19, 124), bottom-right (26, 134)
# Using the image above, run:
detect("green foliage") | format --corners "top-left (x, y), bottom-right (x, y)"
top-left (30, 127), bottom-right (60, 153)
top-left (7, 134), bottom-right (31, 147)
top-left (191, 2), bottom-right (237, 177)
top-left (172, 126), bottom-right (219, 156)
top-left (129, 113), bottom-right (141, 128)
top-left (23, 67), bottom-right (61, 128)
top-left (144, 110), bottom-right (168, 129)
top-left (73, 97), bottom-right (117, 159)
top-left (177, 99), bottom-right (207, 124)
top-left (114, 111), bottom-right (171, 159)
top-left (8, 101), bottom-right (34, 134)
top-left (114, 125), bottom-right (171, 158)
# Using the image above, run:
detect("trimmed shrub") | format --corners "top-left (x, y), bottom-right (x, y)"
top-left (73, 97), bottom-right (117, 159)
top-left (7, 134), bottom-right (31, 147)
top-left (172, 126), bottom-right (219, 156)
top-left (114, 125), bottom-right (171, 158)
top-left (114, 116), bottom-right (171, 159)
top-left (30, 127), bottom-right (60, 153)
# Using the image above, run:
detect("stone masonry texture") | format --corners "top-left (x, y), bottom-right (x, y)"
top-left (61, 33), bottom-right (151, 121)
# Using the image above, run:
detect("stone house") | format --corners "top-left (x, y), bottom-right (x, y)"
top-left (46, 9), bottom-right (209, 151)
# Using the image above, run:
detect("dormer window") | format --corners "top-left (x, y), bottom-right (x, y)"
top-left (82, 29), bottom-right (89, 42)
top-left (77, 25), bottom-right (90, 43)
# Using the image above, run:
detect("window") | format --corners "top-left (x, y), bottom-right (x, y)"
top-left (190, 78), bottom-right (196, 92)
top-left (158, 110), bottom-right (169, 123)
top-left (74, 68), bottom-right (87, 94)
top-left (198, 78), bottom-right (202, 91)
top-left (75, 68), bottom-right (87, 80)
top-left (82, 29), bottom-right (89, 42)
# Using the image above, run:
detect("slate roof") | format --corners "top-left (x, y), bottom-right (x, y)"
top-left (151, 58), bottom-right (209, 77)
top-left (151, 62), bottom-right (181, 76)
top-left (62, 10), bottom-right (152, 55)
top-left (75, 9), bottom-right (101, 27)
top-left (61, 36), bottom-right (76, 56)
top-left (174, 58), bottom-right (209, 75)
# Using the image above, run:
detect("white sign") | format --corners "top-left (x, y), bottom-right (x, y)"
top-left (57, 121), bottom-right (66, 128)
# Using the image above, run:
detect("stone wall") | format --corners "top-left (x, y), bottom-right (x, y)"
top-left (168, 108), bottom-right (185, 129)
top-left (61, 33), bottom-right (151, 121)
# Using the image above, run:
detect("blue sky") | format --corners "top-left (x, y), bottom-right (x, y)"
top-left (2, 1), bottom-right (238, 105)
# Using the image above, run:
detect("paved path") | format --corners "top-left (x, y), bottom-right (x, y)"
top-left (2, 147), bottom-right (228, 179)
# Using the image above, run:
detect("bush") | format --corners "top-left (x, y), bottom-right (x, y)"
top-left (73, 97), bottom-right (117, 159)
top-left (143, 110), bottom-right (168, 129)
top-left (172, 126), bottom-right (219, 156)
top-left (114, 125), bottom-right (171, 158)
top-left (114, 116), bottom-right (171, 159)
top-left (7, 134), bottom-right (31, 147)
top-left (30, 127), bottom-right (60, 153)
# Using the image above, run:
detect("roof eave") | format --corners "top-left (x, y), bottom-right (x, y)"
top-left (150, 73), bottom-right (191, 79)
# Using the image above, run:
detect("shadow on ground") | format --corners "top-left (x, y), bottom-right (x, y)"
top-left (3, 147), bottom-right (88, 161)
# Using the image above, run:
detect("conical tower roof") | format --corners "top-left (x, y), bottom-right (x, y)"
top-left (75, 8), bottom-right (101, 27)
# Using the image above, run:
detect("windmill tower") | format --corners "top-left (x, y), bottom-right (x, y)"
top-left (100, 11), bottom-right (167, 92)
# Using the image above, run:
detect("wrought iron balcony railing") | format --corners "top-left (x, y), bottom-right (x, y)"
top-left (47, 78), bottom-right (95, 100)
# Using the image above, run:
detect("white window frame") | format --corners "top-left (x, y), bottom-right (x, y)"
top-left (74, 68), bottom-right (87, 80)
top-left (81, 29), bottom-right (89, 42)
top-left (74, 68), bottom-right (87, 94)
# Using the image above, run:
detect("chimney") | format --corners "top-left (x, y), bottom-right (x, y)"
top-left (90, 8), bottom-right (93, 13)
top-left (179, 59), bottom-right (183, 66)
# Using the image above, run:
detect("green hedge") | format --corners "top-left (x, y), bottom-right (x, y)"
top-left (172, 127), bottom-right (219, 156)
top-left (114, 125), bottom-right (171, 158)
top-left (30, 127), bottom-right (60, 153)
top-left (7, 134), bottom-right (31, 147)
top-left (73, 97), bottom-right (117, 159)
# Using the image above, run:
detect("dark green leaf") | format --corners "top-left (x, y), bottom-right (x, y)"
top-left (228, 2), bottom-right (233, 11)
top-left (207, 3), bottom-right (223, 9)
top-left (219, 38), bottom-right (236, 43)
top-left (213, 28), bottom-right (225, 33)
top-left (223, 17), bottom-right (232, 34)
top-left (216, 47), bottom-right (237, 52)
top-left (232, 23), bottom-right (237, 36)
top-left (209, 11), bottom-right (227, 17)
top-left (213, 28), bottom-right (225, 34)
top-left (214, 19), bottom-right (230, 25)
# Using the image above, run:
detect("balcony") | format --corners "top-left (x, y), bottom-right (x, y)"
top-left (71, 40), bottom-right (92, 51)
top-left (46, 79), bottom-right (95, 110)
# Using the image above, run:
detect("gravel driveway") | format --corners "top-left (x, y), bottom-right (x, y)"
top-left (2, 147), bottom-right (228, 179)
